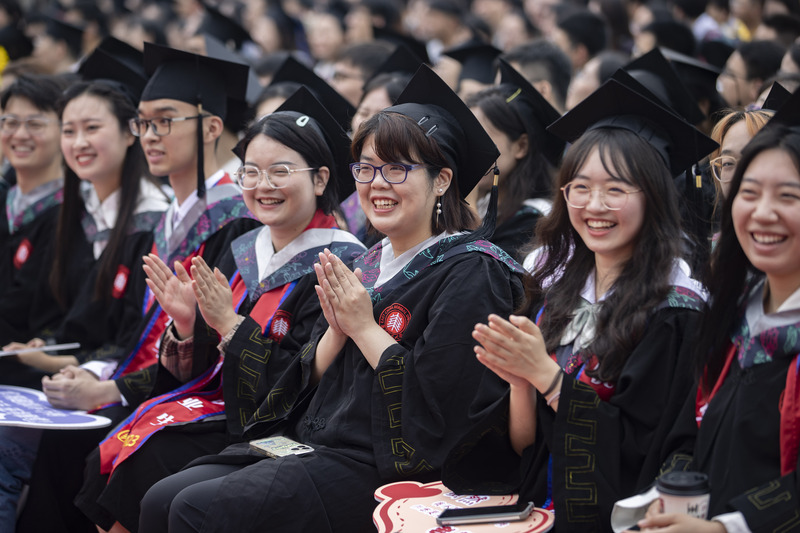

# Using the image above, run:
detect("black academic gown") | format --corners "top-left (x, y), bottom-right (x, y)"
top-left (177, 238), bottom-right (525, 533)
top-left (491, 201), bottom-right (547, 262)
top-left (444, 292), bottom-right (705, 533)
top-left (74, 225), bottom-right (365, 532)
top-left (0, 204), bottom-right (94, 388)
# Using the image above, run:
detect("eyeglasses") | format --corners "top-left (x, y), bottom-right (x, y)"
top-left (128, 114), bottom-right (207, 137)
top-left (0, 115), bottom-right (55, 136)
top-left (709, 155), bottom-right (738, 183)
top-left (234, 164), bottom-right (317, 190)
top-left (561, 181), bottom-right (641, 211)
top-left (350, 162), bottom-right (425, 184)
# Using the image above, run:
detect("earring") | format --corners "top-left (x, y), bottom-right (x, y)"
top-left (436, 190), bottom-right (443, 228)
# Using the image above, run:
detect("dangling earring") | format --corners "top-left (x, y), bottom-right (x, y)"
top-left (435, 189), bottom-right (443, 228)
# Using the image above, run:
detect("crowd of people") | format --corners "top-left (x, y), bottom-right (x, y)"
top-left (0, 0), bottom-right (798, 531)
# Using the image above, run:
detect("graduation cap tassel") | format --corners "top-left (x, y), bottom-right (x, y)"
top-left (471, 165), bottom-right (500, 242)
top-left (196, 103), bottom-right (206, 199)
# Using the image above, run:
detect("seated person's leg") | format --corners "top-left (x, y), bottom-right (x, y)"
top-left (0, 427), bottom-right (42, 533)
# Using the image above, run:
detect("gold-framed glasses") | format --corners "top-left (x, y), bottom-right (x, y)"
top-left (709, 155), bottom-right (738, 183)
top-left (561, 181), bottom-right (641, 210)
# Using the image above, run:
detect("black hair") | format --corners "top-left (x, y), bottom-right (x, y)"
top-left (528, 128), bottom-right (683, 383)
top-left (592, 0), bottom-right (633, 52)
top-left (696, 125), bottom-right (800, 391)
top-left (357, 0), bottom-right (404, 29)
top-left (466, 85), bottom-right (554, 224)
top-left (761, 13), bottom-right (800, 47)
top-left (351, 111), bottom-right (478, 235)
top-left (50, 81), bottom-right (159, 306)
top-left (738, 40), bottom-right (785, 82)
top-left (641, 20), bottom-right (697, 56)
top-left (337, 41), bottom-right (395, 80)
top-left (361, 72), bottom-right (412, 104)
top-left (557, 10), bottom-right (609, 58)
top-left (672, 0), bottom-right (709, 19)
top-left (501, 39), bottom-right (573, 109)
top-left (596, 50), bottom-right (630, 82)
top-left (0, 73), bottom-right (69, 113)
top-left (236, 113), bottom-right (340, 215)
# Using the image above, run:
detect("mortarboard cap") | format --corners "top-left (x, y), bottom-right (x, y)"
top-left (373, 27), bottom-right (430, 65)
top-left (619, 48), bottom-right (706, 125)
top-left (758, 82), bottom-right (800, 130)
top-left (426, 0), bottom-right (466, 17)
top-left (246, 86), bottom-right (355, 201)
top-left (497, 58), bottom-right (565, 168)
top-left (141, 42), bottom-right (250, 197)
top-left (547, 79), bottom-right (718, 175)
top-left (43, 15), bottom-right (84, 58)
top-left (366, 43), bottom-right (425, 86)
top-left (141, 42), bottom-right (249, 121)
top-left (269, 55), bottom-right (355, 134)
top-left (388, 64), bottom-right (499, 197)
top-left (761, 81), bottom-right (792, 111)
top-left (78, 40), bottom-right (147, 103)
top-left (660, 47), bottom-right (720, 94)
top-left (443, 40), bottom-right (501, 84)
top-left (197, 4), bottom-right (251, 51)
top-left (0, 24), bottom-right (32, 61)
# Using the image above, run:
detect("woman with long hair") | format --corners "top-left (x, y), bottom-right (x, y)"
top-left (444, 80), bottom-right (717, 530)
top-left (634, 121), bottom-right (800, 532)
top-left (74, 88), bottom-right (365, 533)
top-left (137, 65), bottom-right (525, 533)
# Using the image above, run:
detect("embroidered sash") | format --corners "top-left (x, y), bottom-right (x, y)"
top-left (6, 185), bottom-right (63, 234)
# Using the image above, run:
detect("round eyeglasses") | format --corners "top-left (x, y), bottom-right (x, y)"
top-left (350, 162), bottom-right (425, 184)
top-left (561, 181), bottom-right (641, 211)
top-left (0, 115), bottom-right (55, 136)
top-left (128, 115), bottom-right (207, 137)
top-left (709, 155), bottom-right (737, 184)
top-left (234, 164), bottom-right (317, 190)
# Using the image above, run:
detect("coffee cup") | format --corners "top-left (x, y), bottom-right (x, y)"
top-left (655, 471), bottom-right (710, 519)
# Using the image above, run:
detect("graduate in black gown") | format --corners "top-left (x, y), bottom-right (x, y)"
top-left (443, 80), bottom-right (718, 532)
top-left (465, 58), bottom-right (564, 262)
top-left (138, 65), bottom-right (526, 533)
top-left (633, 109), bottom-right (800, 533)
top-left (73, 87), bottom-right (366, 533)
top-left (0, 74), bottom-right (86, 386)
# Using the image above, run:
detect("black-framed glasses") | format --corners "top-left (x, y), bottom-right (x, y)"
top-left (709, 155), bottom-right (738, 183)
top-left (128, 114), bottom-right (207, 137)
top-left (234, 164), bottom-right (317, 190)
top-left (350, 162), bottom-right (425, 184)
top-left (0, 115), bottom-right (55, 136)
top-left (561, 181), bottom-right (641, 211)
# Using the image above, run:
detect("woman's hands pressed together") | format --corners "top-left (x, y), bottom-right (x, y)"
top-left (143, 254), bottom-right (198, 339)
top-left (189, 256), bottom-right (239, 338)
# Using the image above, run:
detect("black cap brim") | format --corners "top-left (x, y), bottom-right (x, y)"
top-left (390, 64), bottom-right (499, 197)
top-left (547, 79), bottom-right (718, 175)
top-left (78, 48), bottom-right (147, 103)
top-left (198, 3), bottom-right (251, 50)
top-left (269, 56), bottom-right (355, 134)
top-left (373, 27), bottom-right (431, 65)
top-left (365, 43), bottom-right (425, 88)
top-left (497, 58), bottom-right (565, 168)
top-left (761, 82), bottom-right (792, 111)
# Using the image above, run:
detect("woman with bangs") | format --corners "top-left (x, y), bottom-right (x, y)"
top-left (138, 65), bottom-right (525, 533)
top-left (444, 80), bottom-right (715, 531)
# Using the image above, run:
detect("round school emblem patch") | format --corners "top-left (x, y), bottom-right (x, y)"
top-left (379, 303), bottom-right (411, 341)
top-left (13, 238), bottom-right (32, 269)
top-left (269, 310), bottom-right (292, 341)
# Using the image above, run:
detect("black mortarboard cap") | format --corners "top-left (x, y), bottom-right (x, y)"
top-left (497, 58), bottom-right (565, 168)
top-left (0, 24), bottom-right (32, 61)
top-left (759, 82), bottom-right (800, 130)
top-left (620, 48), bottom-right (706, 125)
top-left (269, 55), bottom-right (355, 134)
top-left (761, 82), bottom-right (792, 111)
top-left (141, 42), bottom-right (249, 120)
top-left (698, 39), bottom-right (734, 70)
top-left (373, 27), bottom-right (430, 65)
top-left (43, 16), bottom-right (84, 57)
top-left (426, 0), bottom-right (466, 17)
top-left (78, 45), bottom-right (147, 103)
top-left (660, 47), bottom-right (720, 95)
top-left (388, 64), bottom-right (499, 197)
top-left (443, 40), bottom-right (501, 84)
top-left (197, 4), bottom-right (251, 51)
top-left (243, 86), bottom-right (355, 201)
top-left (366, 43), bottom-right (424, 86)
top-left (547, 79), bottom-right (718, 175)
top-left (141, 42), bottom-right (250, 197)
